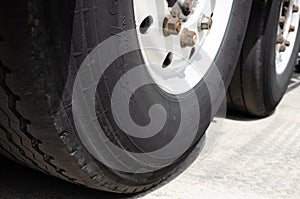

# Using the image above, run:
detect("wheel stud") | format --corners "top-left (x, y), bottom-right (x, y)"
top-left (289, 25), bottom-right (295, 32)
top-left (277, 35), bottom-right (284, 44)
top-left (163, 15), bottom-right (182, 36)
top-left (293, 5), bottom-right (299, 13)
top-left (198, 15), bottom-right (213, 31)
top-left (279, 44), bottom-right (286, 52)
top-left (180, 28), bottom-right (197, 47)
top-left (284, 40), bottom-right (291, 47)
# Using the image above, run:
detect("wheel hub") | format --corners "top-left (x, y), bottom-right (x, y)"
top-left (133, 0), bottom-right (233, 94)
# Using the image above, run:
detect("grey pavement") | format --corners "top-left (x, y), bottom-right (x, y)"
top-left (0, 72), bottom-right (300, 199)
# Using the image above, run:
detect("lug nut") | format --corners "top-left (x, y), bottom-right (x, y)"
top-left (279, 44), bottom-right (286, 52)
top-left (178, 0), bottom-right (193, 15)
top-left (163, 15), bottom-right (182, 36)
top-left (293, 5), bottom-right (299, 13)
top-left (289, 25), bottom-right (295, 32)
top-left (170, 3), bottom-right (188, 21)
top-left (279, 16), bottom-right (286, 26)
top-left (198, 16), bottom-right (213, 31)
top-left (277, 35), bottom-right (284, 44)
top-left (284, 40), bottom-right (291, 47)
top-left (180, 28), bottom-right (197, 47)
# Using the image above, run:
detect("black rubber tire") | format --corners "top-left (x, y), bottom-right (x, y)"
top-left (228, 0), bottom-right (300, 117)
top-left (0, 0), bottom-right (251, 193)
top-left (295, 56), bottom-right (300, 73)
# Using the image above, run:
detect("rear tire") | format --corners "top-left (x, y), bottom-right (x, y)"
top-left (228, 0), bottom-right (300, 117)
top-left (296, 58), bottom-right (300, 72)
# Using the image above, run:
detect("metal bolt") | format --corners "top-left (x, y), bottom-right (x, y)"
top-left (279, 16), bottom-right (286, 26)
top-left (284, 40), bottom-right (290, 47)
top-left (163, 15), bottom-right (182, 36)
top-left (293, 5), bottom-right (299, 13)
top-left (180, 28), bottom-right (197, 47)
top-left (289, 25), bottom-right (295, 32)
top-left (198, 16), bottom-right (213, 31)
top-left (279, 44), bottom-right (286, 52)
top-left (277, 35), bottom-right (284, 44)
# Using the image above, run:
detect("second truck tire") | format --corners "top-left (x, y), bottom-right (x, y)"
top-left (228, 0), bottom-right (300, 117)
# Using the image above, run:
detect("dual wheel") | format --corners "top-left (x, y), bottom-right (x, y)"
top-left (0, 0), bottom-right (299, 194)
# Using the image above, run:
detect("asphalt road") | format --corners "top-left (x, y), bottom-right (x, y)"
top-left (0, 72), bottom-right (300, 199)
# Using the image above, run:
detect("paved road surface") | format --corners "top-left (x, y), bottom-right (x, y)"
top-left (0, 72), bottom-right (300, 199)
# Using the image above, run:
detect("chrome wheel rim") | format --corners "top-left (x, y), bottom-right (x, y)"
top-left (133, 0), bottom-right (234, 94)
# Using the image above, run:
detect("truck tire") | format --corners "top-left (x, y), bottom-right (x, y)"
top-left (296, 57), bottom-right (300, 72)
top-left (228, 0), bottom-right (300, 117)
top-left (0, 0), bottom-right (251, 193)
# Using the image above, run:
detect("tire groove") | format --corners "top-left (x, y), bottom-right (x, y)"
top-left (0, 60), bottom-right (76, 182)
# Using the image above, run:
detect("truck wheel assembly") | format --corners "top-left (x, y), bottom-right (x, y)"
top-left (2, 0), bottom-right (299, 194)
